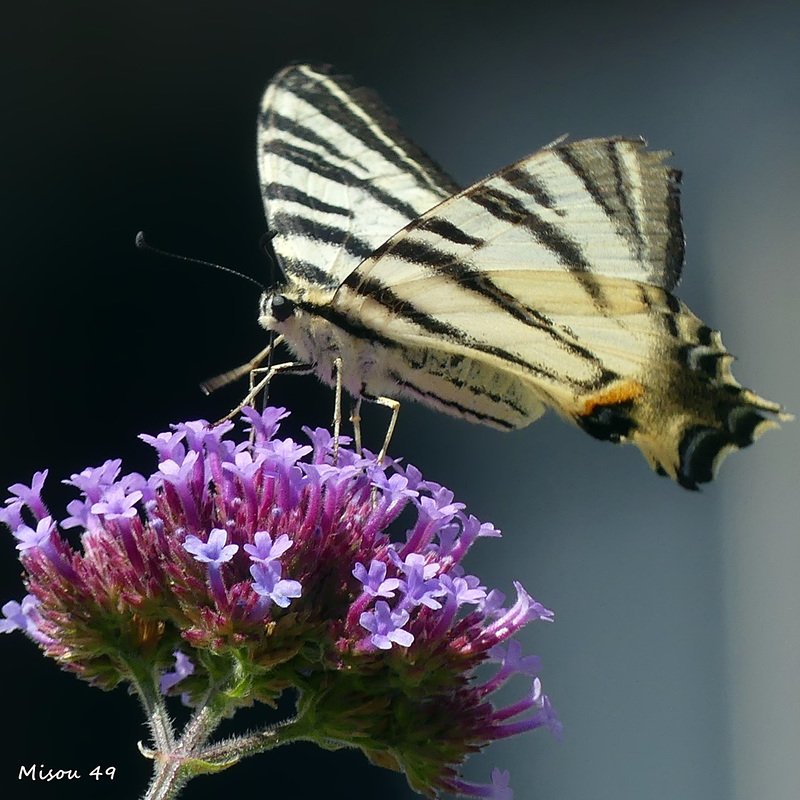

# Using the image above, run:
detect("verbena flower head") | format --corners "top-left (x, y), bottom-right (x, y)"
top-left (1, 407), bottom-right (559, 799)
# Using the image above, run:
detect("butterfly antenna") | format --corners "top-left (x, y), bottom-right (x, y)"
top-left (259, 228), bottom-right (284, 285)
top-left (257, 230), bottom-right (281, 408)
top-left (136, 231), bottom-right (280, 398)
top-left (135, 231), bottom-right (268, 293)
top-left (259, 229), bottom-right (278, 251)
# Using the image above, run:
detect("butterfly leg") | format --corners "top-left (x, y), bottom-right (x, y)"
top-left (350, 397), bottom-right (364, 456)
top-left (377, 397), bottom-right (401, 463)
top-left (360, 395), bottom-right (400, 506)
top-left (213, 359), bottom-right (312, 426)
top-left (200, 335), bottom-right (285, 395)
top-left (360, 394), bottom-right (401, 464)
top-left (249, 361), bottom-right (313, 410)
top-left (330, 357), bottom-right (344, 463)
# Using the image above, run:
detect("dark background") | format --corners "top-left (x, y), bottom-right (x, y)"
top-left (1, 2), bottom-right (798, 799)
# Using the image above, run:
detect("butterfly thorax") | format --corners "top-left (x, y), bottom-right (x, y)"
top-left (259, 285), bottom-right (387, 398)
top-left (258, 282), bottom-right (555, 427)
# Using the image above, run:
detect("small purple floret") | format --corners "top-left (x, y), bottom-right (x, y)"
top-left (244, 531), bottom-right (293, 564)
top-left (183, 529), bottom-right (238, 565)
top-left (160, 650), bottom-right (195, 694)
top-left (13, 516), bottom-right (55, 551)
top-left (352, 560), bottom-right (401, 598)
top-left (250, 561), bottom-right (302, 609)
top-left (359, 600), bottom-right (414, 650)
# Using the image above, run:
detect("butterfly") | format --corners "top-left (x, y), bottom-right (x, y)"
top-left (214, 63), bottom-right (789, 490)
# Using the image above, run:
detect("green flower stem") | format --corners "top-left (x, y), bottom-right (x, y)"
top-left (197, 714), bottom-right (309, 763)
top-left (141, 698), bottom-right (313, 800)
top-left (124, 657), bottom-right (176, 755)
top-left (143, 704), bottom-right (225, 800)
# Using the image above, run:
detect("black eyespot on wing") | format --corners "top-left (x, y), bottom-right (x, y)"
top-left (271, 294), bottom-right (295, 322)
top-left (577, 401), bottom-right (636, 443)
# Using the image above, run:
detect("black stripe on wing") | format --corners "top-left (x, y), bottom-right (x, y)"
top-left (557, 144), bottom-right (618, 222)
top-left (353, 232), bottom-right (610, 372)
top-left (386, 369), bottom-right (518, 430)
top-left (263, 110), bottom-right (352, 162)
top-left (278, 65), bottom-right (461, 197)
top-left (555, 139), bottom-right (684, 292)
top-left (502, 167), bottom-right (560, 213)
top-left (468, 184), bottom-right (608, 306)
top-left (261, 138), bottom-right (425, 221)
top-left (663, 173), bottom-right (684, 286)
top-left (281, 260), bottom-right (338, 288)
top-left (333, 276), bottom-right (614, 392)
top-left (605, 140), bottom-right (645, 261)
top-left (416, 217), bottom-right (484, 246)
top-left (271, 212), bottom-right (375, 262)
top-left (264, 183), bottom-right (352, 219)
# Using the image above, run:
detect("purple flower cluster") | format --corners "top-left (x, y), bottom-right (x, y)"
top-left (1, 407), bottom-right (559, 799)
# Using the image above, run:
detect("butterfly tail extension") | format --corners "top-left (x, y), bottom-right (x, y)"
top-left (572, 297), bottom-right (791, 489)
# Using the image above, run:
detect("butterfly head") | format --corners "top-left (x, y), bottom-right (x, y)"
top-left (258, 290), bottom-right (297, 333)
top-left (265, 293), bottom-right (295, 322)
top-left (257, 284), bottom-right (348, 383)
top-left (258, 279), bottom-right (338, 334)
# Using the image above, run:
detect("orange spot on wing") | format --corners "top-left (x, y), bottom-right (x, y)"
top-left (580, 381), bottom-right (645, 416)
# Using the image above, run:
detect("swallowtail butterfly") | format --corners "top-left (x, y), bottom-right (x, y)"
top-left (237, 63), bottom-right (789, 489)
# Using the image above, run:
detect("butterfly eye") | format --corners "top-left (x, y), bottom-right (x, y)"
top-left (271, 294), bottom-right (295, 322)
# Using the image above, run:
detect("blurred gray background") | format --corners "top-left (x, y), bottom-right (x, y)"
top-left (1, 2), bottom-right (798, 799)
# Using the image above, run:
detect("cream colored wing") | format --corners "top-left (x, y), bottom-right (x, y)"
top-left (333, 138), bottom-right (788, 488)
top-left (258, 64), bottom-right (458, 292)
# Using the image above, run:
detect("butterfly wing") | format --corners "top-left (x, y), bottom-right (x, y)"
top-left (335, 138), bottom-right (787, 488)
top-left (258, 64), bottom-right (460, 293)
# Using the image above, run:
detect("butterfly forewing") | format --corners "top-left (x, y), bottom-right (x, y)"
top-left (256, 64), bottom-right (789, 489)
top-left (257, 64), bottom-right (459, 291)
